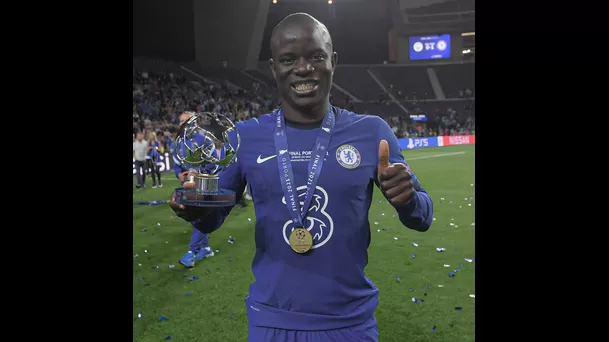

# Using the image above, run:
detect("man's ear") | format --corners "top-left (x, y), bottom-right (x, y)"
top-left (331, 52), bottom-right (338, 74)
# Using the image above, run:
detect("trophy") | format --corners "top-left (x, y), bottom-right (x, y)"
top-left (173, 112), bottom-right (241, 207)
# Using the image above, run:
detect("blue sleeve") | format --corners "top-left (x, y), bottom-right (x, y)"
top-left (191, 127), bottom-right (246, 234)
top-left (173, 153), bottom-right (184, 179)
top-left (375, 117), bottom-right (434, 232)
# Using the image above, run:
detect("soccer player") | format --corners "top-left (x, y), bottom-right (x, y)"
top-left (175, 111), bottom-right (214, 267)
top-left (170, 13), bottom-right (433, 341)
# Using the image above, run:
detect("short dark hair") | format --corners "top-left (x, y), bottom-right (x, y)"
top-left (270, 12), bottom-right (332, 53)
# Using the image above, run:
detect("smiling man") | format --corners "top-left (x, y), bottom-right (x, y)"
top-left (169, 13), bottom-right (433, 341)
top-left (270, 13), bottom-right (335, 123)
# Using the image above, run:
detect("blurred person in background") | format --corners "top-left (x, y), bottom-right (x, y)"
top-left (175, 111), bottom-right (215, 267)
top-left (146, 132), bottom-right (163, 188)
top-left (157, 131), bottom-right (172, 154)
top-left (133, 132), bottom-right (147, 189)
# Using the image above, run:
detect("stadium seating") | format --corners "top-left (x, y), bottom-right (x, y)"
top-left (133, 58), bottom-right (474, 139)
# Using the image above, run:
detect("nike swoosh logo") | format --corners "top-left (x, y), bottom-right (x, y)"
top-left (257, 155), bottom-right (277, 164)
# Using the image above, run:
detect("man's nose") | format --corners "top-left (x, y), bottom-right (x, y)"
top-left (293, 58), bottom-right (314, 76)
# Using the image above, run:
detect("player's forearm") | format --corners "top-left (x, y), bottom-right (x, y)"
top-left (395, 190), bottom-right (433, 231)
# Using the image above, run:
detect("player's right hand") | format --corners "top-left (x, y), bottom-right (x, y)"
top-left (169, 190), bottom-right (215, 222)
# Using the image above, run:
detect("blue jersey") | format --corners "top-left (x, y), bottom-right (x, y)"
top-left (147, 141), bottom-right (161, 162)
top-left (164, 136), bottom-right (173, 151)
top-left (192, 108), bottom-right (433, 330)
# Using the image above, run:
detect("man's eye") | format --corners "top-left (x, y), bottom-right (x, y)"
top-left (280, 58), bottom-right (293, 64)
top-left (312, 54), bottom-right (325, 61)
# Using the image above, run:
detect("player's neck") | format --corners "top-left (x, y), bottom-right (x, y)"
top-left (282, 99), bottom-right (330, 124)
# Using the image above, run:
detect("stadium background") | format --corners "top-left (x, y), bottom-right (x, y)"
top-left (133, 0), bottom-right (475, 341)
top-left (133, 0), bottom-right (474, 172)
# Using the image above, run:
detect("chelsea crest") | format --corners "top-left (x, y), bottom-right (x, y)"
top-left (336, 144), bottom-right (361, 169)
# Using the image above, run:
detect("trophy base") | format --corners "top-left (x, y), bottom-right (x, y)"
top-left (174, 188), bottom-right (236, 207)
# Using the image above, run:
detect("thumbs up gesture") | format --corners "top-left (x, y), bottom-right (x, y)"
top-left (378, 139), bottom-right (415, 206)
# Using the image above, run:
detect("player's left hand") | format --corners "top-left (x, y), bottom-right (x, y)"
top-left (377, 139), bottom-right (415, 206)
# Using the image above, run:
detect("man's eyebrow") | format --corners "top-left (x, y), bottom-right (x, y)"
top-left (309, 48), bottom-right (327, 55)
top-left (277, 52), bottom-right (296, 58)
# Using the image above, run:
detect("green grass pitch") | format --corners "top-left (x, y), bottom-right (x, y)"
top-left (133, 145), bottom-right (475, 342)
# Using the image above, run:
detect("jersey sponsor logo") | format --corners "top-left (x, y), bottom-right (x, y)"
top-left (282, 185), bottom-right (334, 250)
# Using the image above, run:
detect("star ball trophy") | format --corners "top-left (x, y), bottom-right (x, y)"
top-left (173, 112), bottom-right (241, 207)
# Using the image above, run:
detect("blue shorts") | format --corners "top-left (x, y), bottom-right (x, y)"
top-left (248, 315), bottom-right (378, 342)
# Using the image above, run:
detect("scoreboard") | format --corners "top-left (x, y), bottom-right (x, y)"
top-left (408, 34), bottom-right (452, 60)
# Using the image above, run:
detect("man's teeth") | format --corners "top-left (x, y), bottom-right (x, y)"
top-left (294, 83), bottom-right (317, 91)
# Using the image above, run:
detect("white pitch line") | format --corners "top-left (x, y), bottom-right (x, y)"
top-left (405, 151), bottom-right (466, 161)
top-left (156, 151), bottom-right (467, 181)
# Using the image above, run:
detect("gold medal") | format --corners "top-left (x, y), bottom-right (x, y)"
top-left (289, 227), bottom-right (313, 254)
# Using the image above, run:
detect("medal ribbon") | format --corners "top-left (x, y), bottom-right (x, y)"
top-left (274, 106), bottom-right (335, 228)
